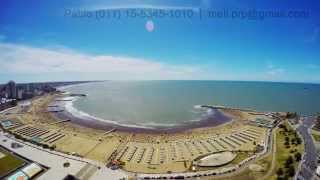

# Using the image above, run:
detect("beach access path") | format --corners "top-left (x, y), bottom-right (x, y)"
top-left (0, 131), bottom-right (128, 180)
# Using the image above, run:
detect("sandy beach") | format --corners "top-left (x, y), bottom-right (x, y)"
top-left (2, 93), bottom-right (269, 173)
top-left (51, 93), bottom-right (236, 134)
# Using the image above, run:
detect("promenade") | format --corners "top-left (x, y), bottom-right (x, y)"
top-left (0, 131), bottom-right (128, 180)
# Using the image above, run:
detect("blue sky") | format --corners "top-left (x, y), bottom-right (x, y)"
top-left (0, 0), bottom-right (319, 83)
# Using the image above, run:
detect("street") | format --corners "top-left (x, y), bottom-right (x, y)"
top-left (296, 116), bottom-right (318, 180)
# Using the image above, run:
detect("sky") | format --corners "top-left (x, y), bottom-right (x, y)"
top-left (0, 0), bottom-right (319, 83)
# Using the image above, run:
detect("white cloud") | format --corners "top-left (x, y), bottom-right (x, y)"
top-left (266, 68), bottom-right (285, 76)
top-left (0, 43), bottom-right (205, 80)
top-left (265, 62), bottom-right (285, 77)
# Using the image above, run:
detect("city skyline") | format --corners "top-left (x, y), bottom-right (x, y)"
top-left (0, 0), bottom-right (320, 83)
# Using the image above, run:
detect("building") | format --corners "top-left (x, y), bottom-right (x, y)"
top-left (7, 163), bottom-right (43, 180)
top-left (17, 89), bottom-right (24, 100)
top-left (21, 163), bottom-right (43, 178)
top-left (0, 98), bottom-right (17, 111)
top-left (7, 81), bottom-right (17, 99)
top-left (7, 171), bottom-right (28, 180)
top-left (316, 166), bottom-right (320, 177)
top-left (248, 115), bottom-right (277, 128)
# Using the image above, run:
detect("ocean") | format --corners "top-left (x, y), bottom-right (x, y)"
top-left (62, 81), bottom-right (320, 129)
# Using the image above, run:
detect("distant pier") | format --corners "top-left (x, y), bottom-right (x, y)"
top-left (47, 109), bottom-right (64, 113)
top-left (201, 105), bottom-right (254, 112)
top-left (103, 128), bottom-right (116, 135)
top-left (49, 119), bottom-right (71, 125)
top-left (69, 93), bottom-right (87, 97)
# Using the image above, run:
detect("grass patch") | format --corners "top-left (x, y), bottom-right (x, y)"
top-left (271, 121), bottom-right (303, 180)
top-left (311, 130), bottom-right (320, 142)
top-left (218, 121), bottom-right (304, 180)
top-left (0, 149), bottom-right (25, 177)
top-left (231, 138), bottom-right (273, 180)
top-left (228, 121), bottom-right (303, 180)
top-left (252, 150), bottom-right (273, 175)
top-left (218, 169), bottom-right (255, 180)
top-left (231, 152), bottom-right (252, 165)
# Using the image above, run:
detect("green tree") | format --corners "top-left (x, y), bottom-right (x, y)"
top-left (286, 165), bottom-right (295, 177)
top-left (285, 156), bottom-right (293, 168)
top-left (276, 168), bottom-right (284, 176)
top-left (277, 177), bottom-right (284, 180)
top-left (296, 137), bottom-right (302, 145)
top-left (284, 141), bottom-right (290, 146)
top-left (294, 152), bottom-right (302, 162)
top-left (285, 137), bottom-right (290, 142)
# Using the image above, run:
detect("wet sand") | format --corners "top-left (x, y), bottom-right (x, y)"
top-left (51, 94), bottom-right (234, 134)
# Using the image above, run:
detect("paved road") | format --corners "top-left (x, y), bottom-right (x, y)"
top-left (296, 116), bottom-right (318, 180)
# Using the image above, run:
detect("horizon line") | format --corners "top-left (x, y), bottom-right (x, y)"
top-left (1, 79), bottom-right (319, 85)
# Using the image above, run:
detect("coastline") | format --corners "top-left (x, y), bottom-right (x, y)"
top-left (49, 82), bottom-right (236, 133)
top-left (3, 91), bottom-right (272, 174)
top-left (51, 94), bottom-right (234, 134)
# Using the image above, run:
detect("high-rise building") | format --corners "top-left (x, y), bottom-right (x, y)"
top-left (7, 81), bottom-right (17, 99)
top-left (17, 89), bottom-right (23, 100)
